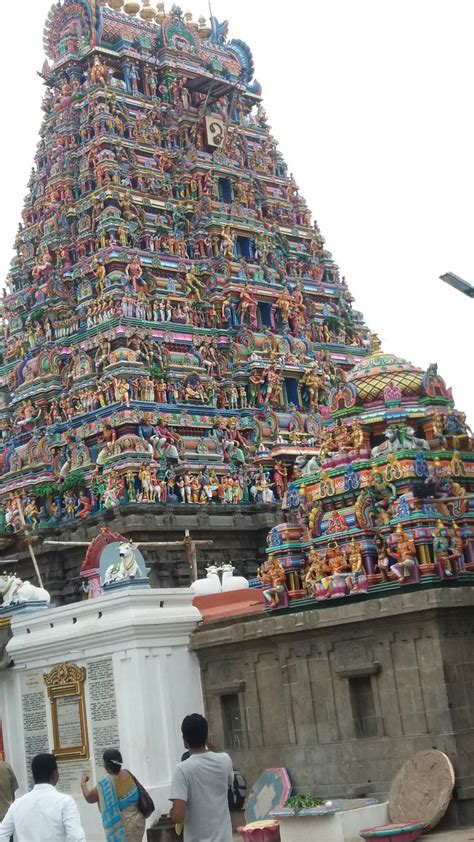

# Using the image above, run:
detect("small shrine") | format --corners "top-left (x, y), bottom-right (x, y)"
top-left (263, 341), bottom-right (473, 608)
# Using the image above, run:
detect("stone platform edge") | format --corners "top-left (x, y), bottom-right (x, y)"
top-left (191, 585), bottom-right (474, 649)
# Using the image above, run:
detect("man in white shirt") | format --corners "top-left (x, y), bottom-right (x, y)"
top-left (170, 713), bottom-right (234, 842)
top-left (0, 753), bottom-right (86, 842)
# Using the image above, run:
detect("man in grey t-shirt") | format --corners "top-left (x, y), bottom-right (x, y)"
top-left (170, 714), bottom-right (234, 842)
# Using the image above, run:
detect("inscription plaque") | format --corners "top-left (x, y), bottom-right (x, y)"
top-left (44, 663), bottom-right (89, 761)
top-left (88, 657), bottom-right (120, 766)
top-left (21, 672), bottom-right (49, 788)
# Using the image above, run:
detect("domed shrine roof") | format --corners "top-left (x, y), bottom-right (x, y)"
top-left (347, 349), bottom-right (423, 403)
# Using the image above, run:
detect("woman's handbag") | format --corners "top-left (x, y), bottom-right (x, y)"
top-left (130, 772), bottom-right (155, 819)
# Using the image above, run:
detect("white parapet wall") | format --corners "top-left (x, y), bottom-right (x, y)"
top-left (1, 587), bottom-right (203, 842)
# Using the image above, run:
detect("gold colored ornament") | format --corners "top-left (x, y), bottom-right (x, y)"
top-left (108, 0), bottom-right (125, 9)
top-left (197, 14), bottom-right (211, 39)
top-left (156, 2), bottom-right (166, 20)
top-left (44, 663), bottom-right (89, 762)
top-left (44, 662), bottom-right (86, 687)
top-left (140, 0), bottom-right (156, 19)
top-left (124, 0), bottom-right (141, 14)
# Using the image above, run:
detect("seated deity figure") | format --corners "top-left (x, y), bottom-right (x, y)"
top-left (258, 555), bottom-right (286, 607)
top-left (390, 525), bottom-right (417, 582)
top-left (304, 546), bottom-right (332, 598)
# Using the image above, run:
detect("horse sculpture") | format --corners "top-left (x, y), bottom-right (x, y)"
top-left (104, 542), bottom-right (142, 585)
top-left (0, 574), bottom-right (50, 608)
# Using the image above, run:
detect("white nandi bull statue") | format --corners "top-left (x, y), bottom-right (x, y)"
top-left (191, 564), bottom-right (249, 595)
top-left (294, 454), bottom-right (320, 476)
top-left (0, 574), bottom-right (50, 608)
top-left (104, 542), bottom-right (142, 585)
top-left (371, 426), bottom-right (430, 457)
top-left (191, 565), bottom-right (222, 596)
top-left (220, 563), bottom-right (249, 592)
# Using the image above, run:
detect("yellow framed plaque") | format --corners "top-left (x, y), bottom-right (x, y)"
top-left (44, 663), bottom-right (89, 761)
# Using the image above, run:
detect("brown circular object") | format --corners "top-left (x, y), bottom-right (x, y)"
top-left (389, 750), bottom-right (455, 829)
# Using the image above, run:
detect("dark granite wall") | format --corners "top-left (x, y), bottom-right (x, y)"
top-left (1, 503), bottom-right (281, 603)
top-left (192, 587), bottom-right (474, 824)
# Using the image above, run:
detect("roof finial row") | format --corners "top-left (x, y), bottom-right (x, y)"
top-left (106, 1), bottom-right (199, 23)
top-left (123, 1), bottom-right (141, 13)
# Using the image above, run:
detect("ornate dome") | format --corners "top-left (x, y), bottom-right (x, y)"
top-left (347, 350), bottom-right (424, 403)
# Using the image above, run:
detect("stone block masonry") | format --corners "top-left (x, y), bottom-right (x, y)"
top-left (192, 587), bottom-right (474, 824)
top-left (1, 504), bottom-right (280, 604)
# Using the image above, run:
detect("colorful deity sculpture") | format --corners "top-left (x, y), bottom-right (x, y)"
top-left (386, 525), bottom-right (418, 583)
top-left (304, 546), bottom-right (332, 598)
top-left (263, 337), bottom-right (473, 609)
top-left (0, 2), bottom-right (471, 616)
top-left (259, 554), bottom-right (287, 607)
top-left (345, 538), bottom-right (367, 593)
top-left (433, 521), bottom-right (454, 577)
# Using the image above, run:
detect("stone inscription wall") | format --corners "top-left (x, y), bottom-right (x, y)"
top-left (20, 672), bottom-right (49, 788)
top-left (19, 659), bottom-right (119, 793)
top-left (88, 656), bottom-right (120, 767)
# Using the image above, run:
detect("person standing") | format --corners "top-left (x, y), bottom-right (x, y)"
top-left (81, 748), bottom-right (145, 842)
top-left (0, 753), bottom-right (86, 842)
top-left (170, 714), bottom-right (234, 842)
top-left (0, 760), bottom-right (18, 821)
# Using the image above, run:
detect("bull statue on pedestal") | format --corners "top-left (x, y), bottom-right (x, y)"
top-left (104, 542), bottom-right (142, 585)
top-left (0, 574), bottom-right (50, 608)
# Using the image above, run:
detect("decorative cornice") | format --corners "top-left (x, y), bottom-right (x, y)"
top-left (7, 589), bottom-right (202, 668)
top-left (44, 661), bottom-right (87, 687)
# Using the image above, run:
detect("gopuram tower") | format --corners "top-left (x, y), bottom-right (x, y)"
top-left (1, 1), bottom-right (471, 603)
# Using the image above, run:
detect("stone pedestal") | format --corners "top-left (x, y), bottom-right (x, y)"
top-left (273, 801), bottom-right (389, 842)
top-left (0, 588), bottom-right (203, 841)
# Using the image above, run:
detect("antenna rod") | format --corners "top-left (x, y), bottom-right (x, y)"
top-left (208, 0), bottom-right (213, 20)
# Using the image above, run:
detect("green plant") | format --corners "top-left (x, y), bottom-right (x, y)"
top-left (60, 471), bottom-right (86, 493)
top-left (29, 307), bottom-right (46, 324)
top-left (284, 794), bottom-right (324, 813)
top-left (35, 481), bottom-right (58, 499)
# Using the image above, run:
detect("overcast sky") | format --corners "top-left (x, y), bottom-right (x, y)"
top-left (1, 1), bottom-right (472, 422)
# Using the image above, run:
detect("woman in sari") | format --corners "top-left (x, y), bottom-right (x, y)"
top-left (81, 748), bottom-right (145, 842)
